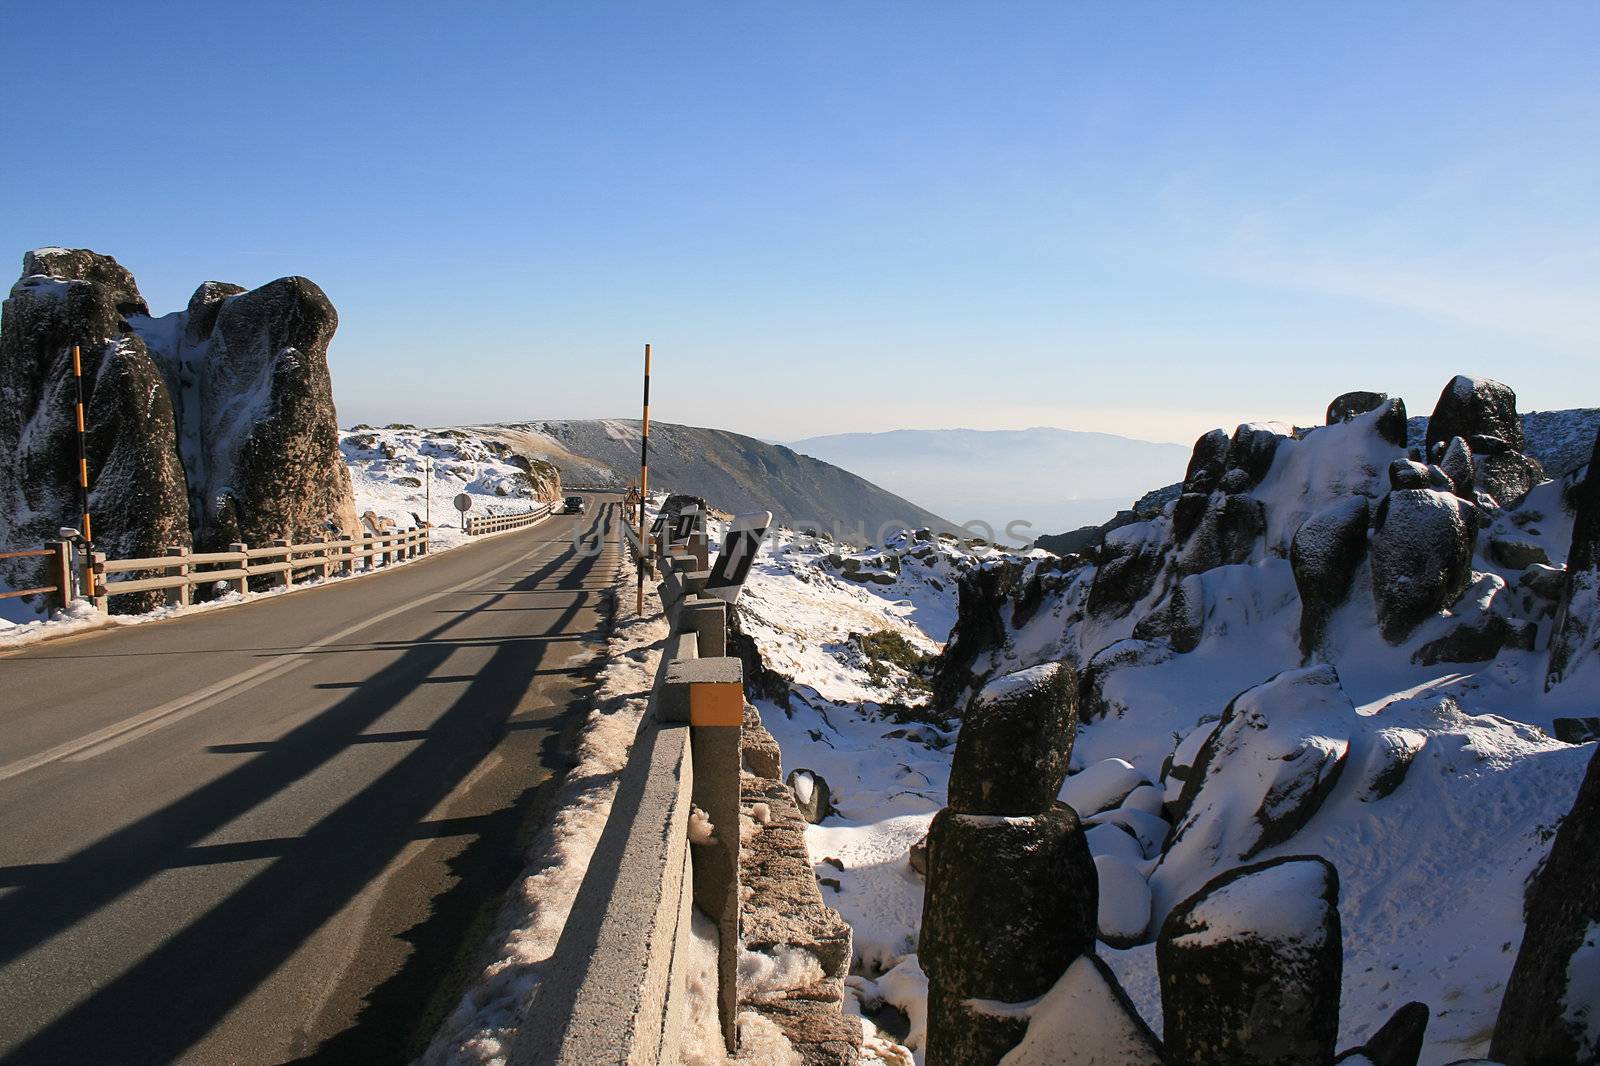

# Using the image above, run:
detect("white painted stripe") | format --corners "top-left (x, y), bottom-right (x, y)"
top-left (0, 527), bottom-right (577, 782)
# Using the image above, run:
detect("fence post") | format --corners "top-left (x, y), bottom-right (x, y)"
top-left (166, 545), bottom-right (189, 607)
top-left (228, 543), bottom-right (249, 596)
top-left (51, 540), bottom-right (73, 611)
top-left (317, 537), bottom-right (332, 580)
top-left (272, 539), bottom-right (291, 588)
top-left (360, 532), bottom-right (373, 571)
top-left (422, 527), bottom-right (430, 555)
top-left (89, 551), bottom-right (108, 613)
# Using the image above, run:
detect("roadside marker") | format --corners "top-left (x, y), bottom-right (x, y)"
top-left (636, 342), bottom-right (651, 614)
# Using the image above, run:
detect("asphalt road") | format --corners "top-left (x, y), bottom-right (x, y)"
top-left (0, 498), bottom-right (622, 1064)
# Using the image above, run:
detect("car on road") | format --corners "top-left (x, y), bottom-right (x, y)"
top-left (562, 495), bottom-right (587, 514)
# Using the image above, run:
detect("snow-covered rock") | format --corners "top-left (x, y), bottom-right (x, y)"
top-left (947, 662), bottom-right (1075, 815)
top-left (1152, 665), bottom-right (1353, 920)
top-left (1158, 856), bottom-right (1343, 1066)
top-left (1060, 757), bottom-right (1147, 819)
top-left (1094, 855), bottom-right (1154, 949)
top-left (1369, 489), bottom-right (1477, 643)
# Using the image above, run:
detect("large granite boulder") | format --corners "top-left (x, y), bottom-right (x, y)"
top-left (1327, 391), bottom-right (1388, 425)
top-left (1158, 856), bottom-right (1343, 1066)
top-left (1369, 489), bottom-right (1477, 643)
top-left (147, 276), bottom-right (357, 550)
top-left (0, 250), bottom-right (191, 610)
top-left (1548, 428), bottom-right (1600, 688)
top-left (1183, 429), bottom-right (1231, 495)
top-left (1425, 375), bottom-right (1524, 456)
top-left (947, 663), bottom-right (1076, 815)
top-left (1490, 744), bottom-right (1600, 1065)
top-left (1151, 665), bottom-right (1353, 921)
top-left (920, 806), bottom-right (1098, 1066)
top-left (1290, 496), bottom-right (1370, 657)
top-left (999, 954), bottom-right (1164, 1065)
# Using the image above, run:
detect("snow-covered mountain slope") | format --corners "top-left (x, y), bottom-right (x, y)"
top-left (727, 377), bottom-right (1600, 1065)
top-left (340, 425), bottom-right (562, 552)
top-left (787, 427), bottom-right (1191, 541)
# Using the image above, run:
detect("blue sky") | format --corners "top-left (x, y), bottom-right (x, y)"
top-left (3, 2), bottom-right (1596, 443)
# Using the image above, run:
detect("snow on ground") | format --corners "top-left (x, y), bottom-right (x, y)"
top-left (341, 425), bottom-right (561, 553)
top-left (420, 551), bottom-right (669, 1065)
top-left (732, 479), bottom-right (1598, 1063)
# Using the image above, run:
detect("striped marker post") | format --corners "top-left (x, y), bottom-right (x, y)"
top-left (71, 345), bottom-right (94, 597)
top-left (636, 342), bottom-right (651, 614)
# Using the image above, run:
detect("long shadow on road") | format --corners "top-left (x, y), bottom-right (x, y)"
top-left (0, 507), bottom-right (615, 1065)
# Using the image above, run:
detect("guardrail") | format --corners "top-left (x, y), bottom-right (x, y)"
top-left (512, 505), bottom-right (746, 1064)
top-left (465, 502), bottom-right (552, 536)
top-left (513, 501), bottom-right (855, 1065)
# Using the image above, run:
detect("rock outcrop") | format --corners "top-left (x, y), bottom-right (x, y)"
top-left (1425, 375), bottom-right (1525, 456)
top-left (1290, 496), bottom-right (1370, 657)
top-left (0, 248), bottom-right (357, 605)
top-left (920, 660), bottom-right (1096, 1065)
top-left (0, 249), bottom-right (190, 609)
top-left (1548, 428), bottom-right (1600, 689)
top-left (1490, 744), bottom-right (1600, 1065)
top-left (1158, 856), bottom-right (1343, 1066)
top-left (1369, 489), bottom-right (1477, 643)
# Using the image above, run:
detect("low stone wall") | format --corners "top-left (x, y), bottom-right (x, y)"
top-left (738, 706), bottom-right (859, 1065)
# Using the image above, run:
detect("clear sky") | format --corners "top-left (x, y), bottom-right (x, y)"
top-left (3, 2), bottom-right (1596, 444)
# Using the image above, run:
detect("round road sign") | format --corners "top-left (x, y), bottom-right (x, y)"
top-left (453, 493), bottom-right (473, 513)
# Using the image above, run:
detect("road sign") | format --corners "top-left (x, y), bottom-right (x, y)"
top-left (453, 493), bottom-right (473, 513)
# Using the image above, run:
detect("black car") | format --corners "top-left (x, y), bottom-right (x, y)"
top-left (562, 495), bottom-right (587, 514)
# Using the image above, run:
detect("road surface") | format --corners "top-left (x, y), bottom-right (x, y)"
top-left (0, 498), bottom-right (621, 1064)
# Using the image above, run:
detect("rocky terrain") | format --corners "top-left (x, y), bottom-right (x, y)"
top-left (722, 374), bottom-right (1600, 1065)
top-left (0, 248), bottom-right (355, 611)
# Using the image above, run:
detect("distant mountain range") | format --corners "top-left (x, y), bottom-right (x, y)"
top-left (471, 419), bottom-right (957, 536)
top-left (787, 427), bottom-right (1192, 540)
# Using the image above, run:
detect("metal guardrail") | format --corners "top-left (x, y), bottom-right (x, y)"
top-left (511, 505), bottom-right (747, 1065)
top-left (465, 502), bottom-right (553, 536)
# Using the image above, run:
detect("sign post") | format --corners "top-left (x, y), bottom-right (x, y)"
top-left (454, 492), bottom-right (473, 532)
top-left (636, 343), bottom-right (651, 615)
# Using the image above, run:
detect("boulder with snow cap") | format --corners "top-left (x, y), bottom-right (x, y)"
top-left (1183, 429), bottom-right (1231, 495)
top-left (1158, 855), bottom-right (1343, 1066)
top-left (1438, 437), bottom-right (1475, 498)
top-left (1388, 459), bottom-right (1452, 492)
top-left (1152, 665), bottom-right (1353, 919)
top-left (1226, 423), bottom-right (1288, 490)
top-left (1327, 391), bottom-right (1389, 425)
top-left (1491, 744), bottom-right (1600, 1064)
top-left (997, 954), bottom-right (1164, 1065)
top-left (919, 805), bottom-right (1098, 1066)
top-left (1061, 758), bottom-right (1148, 819)
top-left (1079, 638), bottom-right (1175, 722)
top-left (1132, 573), bottom-right (1205, 652)
top-left (1088, 806), bottom-right (1169, 858)
top-left (947, 662), bottom-right (1076, 816)
top-left (1369, 489), bottom-right (1478, 643)
top-left (1088, 525), bottom-right (1167, 620)
top-left (1426, 374), bottom-right (1525, 455)
top-left (1094, 853), bottom-right (1155, 948)
top-left (786, 769), bottom-right (834, 824)
top-left (1175, 493), bottom-right (1264, 576)
top-left (1546, 427), bottom-right (1600, 689)
top-left (1411, 613), bottom-right (1535, 666)
top-left (1335, 1001), bottom-right (1428, 1066)
top-left (1290, 495), bottom-right (1371, 657)
top-left (1476, 449), bottom-right (1544, 510)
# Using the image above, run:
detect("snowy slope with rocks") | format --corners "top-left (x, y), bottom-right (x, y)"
top-left (727, 376), bottom-right (1600, 1065)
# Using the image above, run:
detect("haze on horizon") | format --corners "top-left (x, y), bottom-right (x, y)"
top-left (3, 3), bottom-right (1596, 445)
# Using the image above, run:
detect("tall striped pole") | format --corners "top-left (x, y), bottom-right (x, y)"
top-left (71, 345), bottom-right (94, 597)
top-left (636, 342), bottom-right (651, 614)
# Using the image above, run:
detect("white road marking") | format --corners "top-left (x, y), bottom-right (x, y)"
top-left (0, 528), bottom-right (576, 782)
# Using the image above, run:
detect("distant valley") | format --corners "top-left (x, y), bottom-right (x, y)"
top-left (787, 427), bottom-right (1192, 541)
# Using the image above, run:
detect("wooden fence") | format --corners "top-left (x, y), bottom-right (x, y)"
top-left (0, 545), bottom-right (73, 611)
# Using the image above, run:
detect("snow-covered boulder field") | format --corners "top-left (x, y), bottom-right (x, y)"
top-left (340, 425), bottom-right (563, 552)
top-left (727, 376), bottom-right (1600, 1065)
